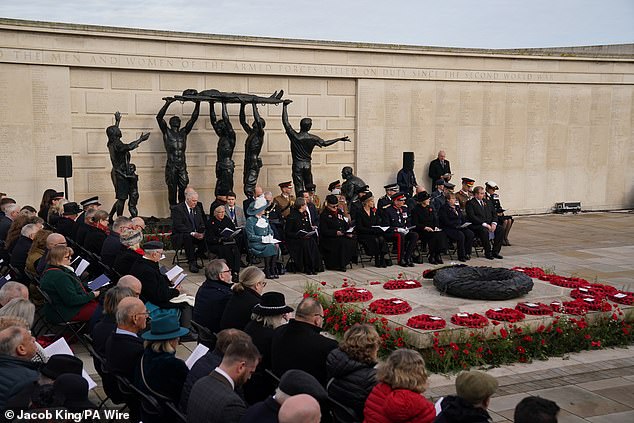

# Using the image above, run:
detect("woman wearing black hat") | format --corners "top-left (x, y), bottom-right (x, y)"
top-left (243, 291), bottom-right (293, 404)
top-left (412, 191), bottom-right (448, 264)
top-left (319, 194), bottom-right (357, 271)
top-left (355, 192), bottom-right (390, 267)
top-left (285, 198), bottom-right (321, 275)
top-left (205, 205), bottom-right (242, 280)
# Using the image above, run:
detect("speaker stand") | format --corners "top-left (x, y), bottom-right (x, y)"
top-left (63, 177), bottom-right (69, 200)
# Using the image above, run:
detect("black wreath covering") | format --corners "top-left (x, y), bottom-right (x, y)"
top-left (433, 266), bottom-right (534, 300)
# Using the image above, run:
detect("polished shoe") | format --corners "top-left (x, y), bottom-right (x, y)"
top-left (427, 255), bottom-right (437, 265)
top-left (398, 260), bottom-right (409, 267)
top-left (458, 257), bottom-right (467, 262)
top-left (189, 263), bottom-right (199, 273)
top-left (502, 241), bottom-right (511, 246)
top-left (435, 254), bottom-right (444, 264)
top-left (485, 254), bottom-right (494, 260)
top-left (465, 255), bottom-right (471, 261)
top-left (407, 261), bottom-right (415, 267)
top-left (493, 253), bottom-right (504, 259)
top-left (384, 258), bottom-right (393, 267)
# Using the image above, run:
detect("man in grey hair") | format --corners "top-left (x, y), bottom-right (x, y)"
top-left (193, 259), bottom-right (233, 334)
top-left (101, 216), bottom-right (132, 266)
top-left (0, 325), bottom-right (39, 409)
top-left (0, 281), bottom-right (29, 307)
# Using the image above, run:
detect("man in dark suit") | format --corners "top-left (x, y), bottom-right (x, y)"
top-left (55, 202), bottom-right (81, 239)
top-left (171, 190), bottom-right (206, 273)
top-left (193, 259), bottom-right (233, 335)
top-left (428, 150), bottom-right (452, 190)
top-left (224, 192), bottom-right (246, 228)
top-left (271, 297), bottom-right (338, 386)
top-left (0, 203), bottom-right (19, 243)
top-left (100, 216), bottom-right (132, 267)
top-left (105, 296), bottom-right (147, 419)
top-left (179, 328), bottom-right (251, 412)
top-left (187, 339), bottom-right (261, 423)
top-left (465, 186), bottom-right (504, 260)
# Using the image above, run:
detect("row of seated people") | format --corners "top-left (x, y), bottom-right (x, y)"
top-left (27, 258), bottom-right (558, 423)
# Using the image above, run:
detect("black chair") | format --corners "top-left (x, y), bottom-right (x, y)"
top-left (35, 285), bottom-right (89, 349)
top-left (82, 334), bottom-right (112, 409)
top-left (190, 320), bottom-right (217, 350)
top-left (165, 401), bottom-right (187, 423)
top-left (328, 396), bottom-right (359, 423)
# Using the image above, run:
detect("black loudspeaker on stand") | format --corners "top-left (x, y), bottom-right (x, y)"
top-left (56, 156), bottom-right (73, 199)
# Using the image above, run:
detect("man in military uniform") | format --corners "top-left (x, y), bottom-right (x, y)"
top-left (485, 181), bottom-right (514, 246)
top-left (382, 192), bottom-right (419, 267)
top-left (456, 177), bottom-right (475, 209)
top-left (377, 183), bottom-right (399, 219)
top-left (273, 181), bottom-right (295, 218)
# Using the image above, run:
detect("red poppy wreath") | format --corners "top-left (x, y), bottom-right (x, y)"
top-left (485, 307), bottom-right (526, 323)
top-left (515, 302), bottom-right (554, 316)
top-left (450, 312), bottom-right (489, 328)
top-left (608, 291), bottom-right (634, 305)
top-left (407, 314), bottom-right (446, 330)
top-left (333, 287), bottom-right (373, 303)
top-left (383, 279), bottom-right (422, 290)
top-left (511, 267), bottom-right (546, 278)
top-left (368, 298), bottom-right (412, 315)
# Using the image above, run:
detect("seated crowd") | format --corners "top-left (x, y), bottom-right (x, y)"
top-left (0, 167), bottom-right (523, 423)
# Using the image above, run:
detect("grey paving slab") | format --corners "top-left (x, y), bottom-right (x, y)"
top-left (586, 410), bottom-right (634, 423)
top-left (524, 386), bottom-right (631, 417)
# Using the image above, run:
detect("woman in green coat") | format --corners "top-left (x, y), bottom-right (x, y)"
top-left (40, 245), bottom-right (100, 323)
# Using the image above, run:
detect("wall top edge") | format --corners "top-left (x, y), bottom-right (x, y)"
top-left (1, 18), bottom-right (633, 63)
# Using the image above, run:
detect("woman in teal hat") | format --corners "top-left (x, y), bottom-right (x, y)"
top-left (245, 196), bottom-right (280, 279)
top-left (135, 314), bottom-right (189, 423)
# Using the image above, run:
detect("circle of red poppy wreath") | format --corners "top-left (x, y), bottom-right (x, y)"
top-left (368, 298), bottom-right (412, 315)
top-left (571, 298), bottom-right (612, 312)
top-left (515, 302), bottom-right (554, 316)
top-left (450, 312), bottom-right (489, 328)
top-left (383, 279), bottom-right (422, 290)
top-left (407, 314), bottom-right (446, 330)
top-left (333, 287), bottom-right (373, 303)
top-left (609, 291), bottom-right (634, 305)
top-left (539, 274), bottom-right (588, 289)
top-left (485, 307), bottom-right (526, 323)
top-left (511, 267), bottom-right (546, 278)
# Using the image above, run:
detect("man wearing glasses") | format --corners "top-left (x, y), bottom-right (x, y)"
top-left (383, 192), bottom-right (419, 267)
top-left (193, 259), bottom-right (234, 335)
top-left (104, 297), bottom-right (148, 418)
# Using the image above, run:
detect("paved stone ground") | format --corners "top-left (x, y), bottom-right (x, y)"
top-left (79, 211), bottom-right (633, 421)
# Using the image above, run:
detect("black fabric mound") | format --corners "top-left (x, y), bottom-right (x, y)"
top-left (433, 266), bottom-right (533, 300)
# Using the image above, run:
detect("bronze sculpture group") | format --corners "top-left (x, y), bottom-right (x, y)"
top-left (106, 88), bottom-right (351, 213)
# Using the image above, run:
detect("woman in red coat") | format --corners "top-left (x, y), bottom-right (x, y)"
top-left (364, 349), bottom-right (435, 423)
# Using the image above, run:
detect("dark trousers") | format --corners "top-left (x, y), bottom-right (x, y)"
top-left (180, 234), bottom-right (206, 262)
top-left (470, 224), bottom-right (504, 256)
top-left (444, 227), bottom-right (474, 260)
top-left (387, 231), bottom-right (419, 261)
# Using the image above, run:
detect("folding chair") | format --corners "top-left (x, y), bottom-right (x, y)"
top-left (190, 320), bottom-right (217, 350)
top-left (82, 334), bottom-right (111, 409)
top-left (36, 285), bottom-right (89, 348)
top-left (328, 396), bottom-right (360, 423)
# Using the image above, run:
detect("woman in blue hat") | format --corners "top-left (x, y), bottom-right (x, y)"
top-left (135, 314), bottom-right (189, 423)
top-left (245, 196), bottom-right (280, 279)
